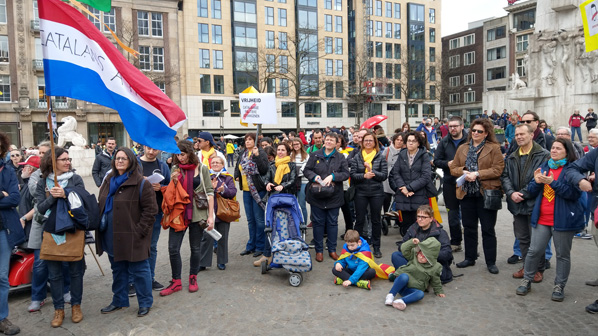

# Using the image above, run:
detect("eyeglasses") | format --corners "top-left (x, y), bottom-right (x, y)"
top-left (471, 129), bottom-right (485, 134)
top-left (114, 157), bottom-right (129, 162)
top-left (10, 154), bottom-right (21, 157)
top-left (363, 139), bottom-right (375, 143)
top-left (406, 140), bottom-right (418, 143)
top-left (417, 215), bottom-right (431, 219)
top-left (522, 120), bottom-right (536, 124)
top-left (211, 161), bottom-right (223, 165)
top-left (57, 158), bottom-right (72, 162)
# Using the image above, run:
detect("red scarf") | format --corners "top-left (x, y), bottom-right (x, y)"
top-left (178, 163), bottom-right (197, 224)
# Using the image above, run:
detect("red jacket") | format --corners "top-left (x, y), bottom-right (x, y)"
top-left (299, 131), bottom-right (308, 145)
top-left (569, 114), bottom-right (585, 127)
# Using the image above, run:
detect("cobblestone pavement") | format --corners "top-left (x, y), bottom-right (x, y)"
top-left (7, 176), bottom-right (598, 335)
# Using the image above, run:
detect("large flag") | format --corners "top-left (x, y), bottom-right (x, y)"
top-left (76, 0), bottom-right (111, 12)
top-left (39, 0), bottom-right (186, 153)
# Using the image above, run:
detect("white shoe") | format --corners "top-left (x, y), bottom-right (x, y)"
top-left (385, 294), bottom-right (394, 306)
top-left (392, 299), bottom-right (406, 311)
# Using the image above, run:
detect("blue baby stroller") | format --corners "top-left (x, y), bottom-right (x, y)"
top-left (261, 194), bottom-right (312, 287)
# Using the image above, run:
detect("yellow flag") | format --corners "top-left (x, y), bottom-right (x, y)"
top-left (581, 0), bottom-right (598, 52)
top-left (240, 86), bottom-right (259, 127)
top-left (429, 197), bottom-right (443, 223)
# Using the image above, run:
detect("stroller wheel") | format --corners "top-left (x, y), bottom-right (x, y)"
top-left (261, 260), bottom-right (268, 274)
top-left (381, 217), bottom-right (389, 236)
top-left (289, 273), bottom-right (303, 287)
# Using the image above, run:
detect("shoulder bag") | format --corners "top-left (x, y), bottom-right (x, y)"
top-left (40, 230), bottom-right (85, 261)
top-left (482, 189), bottom-right (503, 211)
top-left (194, 164), bottom-right (209, 210)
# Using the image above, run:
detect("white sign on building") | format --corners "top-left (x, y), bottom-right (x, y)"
top-left (239, 93), bottom-right (277, 125)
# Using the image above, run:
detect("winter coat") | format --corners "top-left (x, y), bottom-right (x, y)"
top-left (394, 238), bottom-right (444, 295)
top-left (160, 177), bottom-right (191, 232)
top-left (566, 146), bottom-right (598, 193)
top-left (96, 170), bottom-right (158, 262)
top-left (0, 163), bottom-right (24, 247)
top-left (449, 142), bottom-right (504, 200)
top-left (569, 114), bottom-right (585, 128)
top-left (211, 172), bottom-right (237, 223)
top-left (505, 123), bottom-right (516, 144)
top-left (264, 160), bottom-right (298, 195)
top-left (26, 170), bottom-right (43, 249)
top-left (234, 147), bottom-right (269, 192)
top-left (506, 129), bottom-right (547, 158)
top-left (585, 112), bottom-right (598, 128)
top-left (389, 148), bottom-right (431, 211)
top-left (334, 237), bottom-right (372, 285)
top-left (92, 150), bottom-right (114, 187)
top-left (36, 174), bottom-right (85, 215)
top-left (382, 146), bottom-right (401, 194)
top-left (349, 149), bottom-right (388, 197)
top-left (501, 142), bottom-right (550, 215)
top-left (398, 221), bottom-right (452, 265)
top-left (303, 149), bottom-right (350, 210)
top-left (528, 163), bottom-right (584, 232)
top-left (433, 131), bottom-right (468, 185)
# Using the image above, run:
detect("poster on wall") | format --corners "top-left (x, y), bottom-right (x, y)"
top-left (581, 0), bottom-right (598, 52)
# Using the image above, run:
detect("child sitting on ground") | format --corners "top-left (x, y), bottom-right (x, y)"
top-left (385, 237), bottom-right (445, 310)
top-left (332, 230), bottom-right (376, 290)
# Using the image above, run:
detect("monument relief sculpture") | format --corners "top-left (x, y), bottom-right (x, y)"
top-left (557, 30), bottom-right (574, 83)
top-left (511, 72), bottom-right (527, 90)
top-left (537, 31), bottom-right (558, 85)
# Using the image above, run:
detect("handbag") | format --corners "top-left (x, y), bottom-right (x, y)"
top-left (309, 182), bottom-right (336, 198)
top-left (39, 230), bottom-right (85, 262)
top-left (194, 164), bottom-right (209, 210)
top-left (482, 189), bottom-right (503, 211)
top-left (216, 194), bottom-right (241, 222)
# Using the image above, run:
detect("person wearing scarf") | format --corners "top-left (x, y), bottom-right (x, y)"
top-left (97, 148), bottom-right (158, 318)
top-left (517, 138), bottom-right (584, 301)
top-left (160, 141), bottom-right (215, 297)
top-left (234, 133), bottom-right (270, 258)
top-left (449, 119), bottom-right (504, 275)
top-left (196, 131), bottom-right (227, 170)
top-left (34, 147), bottom-right (85, 328)
top-left (349, 132), bottom-right (387, 259)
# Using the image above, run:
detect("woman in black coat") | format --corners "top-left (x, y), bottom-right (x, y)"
top-left (349, 131), bottom-right (388, 258)
top-left (389, 131), bottom-right (431, 235)
top-left (265, 142), bottom-right (298, 195)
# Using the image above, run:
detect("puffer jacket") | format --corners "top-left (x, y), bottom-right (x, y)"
top-left (264, 160), bottom-right (298, 195)
top-left (389, 148), bottom-right (431, 211)
top-left (303, 149), bottom-right (349, 210)
top-left (349, 149), bottom-right (387, 197)
top-left (501, 142), bottom-right (549, 215)
top-left (398, 221), bottom-right (452, 265)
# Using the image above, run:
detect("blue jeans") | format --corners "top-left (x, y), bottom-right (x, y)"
top-left (109, 256), bottom-right (153, 308)
top-left (389, 273), bottom-right (425, 304)
top-left (129, 212), bottom-right (163, 284)
top-left (297, 183), bottom-right (308, 224)
top-left (243, 191), bottom-right (266, 253)
top-left (571, 126), bottom-right (582, 142)
top-left (391, 251), bottom-right (409, 269)
top-left (0, 230), bottom-right (10, 320)
top-left (47, 259), bottom-right (84, 309)
top-left (311, 206), bottom-right (339, 253)
top-left (31, 249), bottom-right (71, 301)
top-left (513, 238), bottom-right (552, 260)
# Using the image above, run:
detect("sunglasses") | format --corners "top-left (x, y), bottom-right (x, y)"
top-left (522, 120), bottom-right (536, 124)
top-left (471, 129), bottom-right (485, 134)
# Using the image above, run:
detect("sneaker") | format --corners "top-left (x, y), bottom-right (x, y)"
top-left (334, 277), bottom-right (343, 285)
top-left (385, 293), bottom-right (394, 306)
top-left (507, 254), bottom-right (522, 264)
top-left (551, 284), bottom-right (565, 302)
top-left (392, 299), bottom-right (406, 311)
top-left (586, 300), bottom-right (598, 314)
top-left (152, 280), bottom-right (165, 291)
top-left (189, 275), bottom-right (199, 293)
top-left (451, 245), bottom-right (463, 252)
top-left (516, 279), bottom-right (531, 296)
top-left (0, 318), bottom-right (20, 335)
top-left (63, 292), bottom-right (71, 304)
top-left (128, 284), bottom-right (136, 297)
top-left (356, 280), bottom-right (371, 290)
top-left (28, 300), bottom-right (45, 312)
top-left (308, 239), bottom-right (316, 248)
top-left (159, 279), bottom-right (182, 296)
top-left (574, 232), bottom-right (592, 239)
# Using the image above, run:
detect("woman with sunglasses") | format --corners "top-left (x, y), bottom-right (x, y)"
top-left (9, 149), bottom-right (23, 186)
top-left (449, 119), bottom-right (504, 274)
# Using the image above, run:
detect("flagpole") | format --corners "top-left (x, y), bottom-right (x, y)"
top-left (46, 95), bottom-right (58, 186)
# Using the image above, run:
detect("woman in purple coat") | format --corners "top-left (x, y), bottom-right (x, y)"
top-left (198, 156), bottom-right (237, 270)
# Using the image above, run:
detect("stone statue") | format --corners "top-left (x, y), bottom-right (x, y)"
top-left (574, 28), bottom-right (597, 83)
top-left (557, 30), bottom-right (573, 83)
top-left (57, 116), bottom-right (87, 148)
top-left (511, 72), bottom-right (527, 90)
top-left (538, 31), bottom-right (558, 85)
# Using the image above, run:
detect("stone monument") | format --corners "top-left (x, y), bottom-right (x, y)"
top-left (57, 116), bottom-right (95, 177)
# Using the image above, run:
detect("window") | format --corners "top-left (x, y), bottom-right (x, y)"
top-left (429, 86), bottom-right (436, 100)
top-left (336, 60), bottom-right (343, 76)
top-left (327, 103), bottom-right (343, 117)
top-left (325, 0), bottom-right (332, 9)
top-left (375, 21), bottom-right (382, 37)
top-left (212, 0), bottom-right (222, 19)
top-left (449, 55), bottom-right (460, 68)
top-left (139, 46), bottom-right (151, 70)
top-left (86, 5), bottom-right (101, 30)
top-left (325, 37), bottom-right (333, 54)
top-left (376, 0), bottom-right (382, 16)
top-left (152, 47), bottom-right (164, 71)
top-left (214, 75), bottom-right (224, 94)
top-left (367, 62), bottom-right (373, 78)
top-left (384, 22), bottom-right (391, 38)
top-left (376, 42), bottom-right (382, 57)
top-left (449, 76), bottom-right (460, 87)
top-left (367, 41), bottom-right (373, 57)
top-left (395, 84), bottom-right (401, 99)
top-left (230, 100), bottom-right (240, 117)
top-left (394, 44), bottom-right (401, 59)
top-left (487, 46), bottom-right (506, 61)
top-left (335, 16), bottom-right (342, 33)
top-left (394, 64), bottom-right (401, 79)
top-left (408, 104), bottom-right (418, 117)
top-left (298, 0), bottom-right (317, 7)
top-left (155, 82), bottom-right (166, 93)
top-left (202, 100), bottom-right (223, 117)
top-left (367, 20), bottom-right (373, 36)
top-left (266, 31), bottom-right (275, 49)
top-left (103, 8), bottom-right (116, 32)
top-left (464, 91), bottom-right (475, 103)
top-left (235, 51), bottom-right (257, 71)
top-left (0, 75), bottom-right (9, 102)
top-left (429, 47), bottom-right (435, 62)
top-left (280, 55), bottom-right (288, 73)
top-left (513, 9), bottom-right (535, 31)
top-left (385, 43), bottom-right (392, 58)
top-left (386, 2), bottom-right (392, 17)
top-left (487, 66), bottom-right (506, 80)
top-left (429, 28), bottom-right (435, 43)
top-left (279, 32), bottom-right (288, 50)
top-left (280, 79), bottom-right (289, 97)
top-left (325, 81), bottom-right (334, 97)
top-left (151, 13), bottom-right (163, 37)
top-left (429, 8), bottom-right (435, 23)
top-left (429, 66), bottom-right (436, 81)
top-left (325, 15), bottom-right (332, 31)
top-left (265, 7), bottom-right (274, 25)
top-left (304, 102), bottom-right (321, 118)
top-left (267, 78), bottom-right (276, 93)
top-left (336, 81), bottom-right (343, 98)
top-left (394, 3), bottom-right (400, 19)
top-left (199, 49), bottom-right (210, 68)
top-left (517, 58), bottom-right (526, 77)
top-left (213, 50), bottom-right (223, 69)
top-left (464, 73), bottom-right (475, 85)
top-left (335, 38), bottom-right (343, 54)
top-left (198, 0), bottom-right (208, 17)
top-left (335, 0), bottom-right (342, 11)
top-left (516, 34), bottom-right (530, 52)
top-left (298, 10), bottom-right (317, 29)
top-left (326, 60), bottom-right (333, 76)
top-left (266, 54), bottom-right (275, 72)
top-left (234, 26), bottom-right (257, 47)
top-left (449, 93), bottom-right (459, 104)
top-left (463, 34), bottom-right (474, 46)
top-left (198, 23), bottom-right (209, 43)
top-left (464, 51), bottom-right (475, 65)
top-left (394, 23), bottom-right (401, 39)
top-left (137, 11), bottom-right (149, 36)
top-left (212, 25), bottom-right (222, 44)
top-left (279, 9), bottom-right (287, 26)
top-left (487, 26), bottom-right (506, 41)
top-left (386, 63), bottom-right (392, 78)
top-left (282, 102), bottom-right (295, 117)
top-left (234, 1), bottom-right (257, 23)
top-left (0, 36), bottom-right (8, 63)
top-left (449, 38), bottom-right (460, 50)
top-left (376, 63), bottom-right (383, 78)
top-left (300, 55), bottom-right (318, 74)
top-left (200, 75), bottom-right (211, 93)
top-left (409, 3), bottom-right (424, 21)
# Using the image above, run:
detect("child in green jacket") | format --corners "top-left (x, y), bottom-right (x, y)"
top-left (384, 237), bottom-right (445, 310)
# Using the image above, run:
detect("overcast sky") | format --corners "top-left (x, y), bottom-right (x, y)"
top-left (442, 0), bottom-right (513, 37)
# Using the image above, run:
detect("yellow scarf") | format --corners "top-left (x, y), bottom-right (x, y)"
top-left (201, 147), bottom-right (215, 167)
top-left (361, 149), bottom-right (377, 172)
top-left (274, 156), bottom-right (291, 185)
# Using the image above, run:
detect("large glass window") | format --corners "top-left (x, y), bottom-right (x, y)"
top-left (325, 81), bottom-right (334, 97)
top-left (0, 75), bottom-right (9, 102)
top-left (200, 75), bottom-right (211, 93)
top-left (265, 7), bottom-right (274, 25)
top-left (212, 0), bottom-right (222, 19)
top-left (199, 49), bottom-right (210, 68)
top-left (336, 60), bottom-right (343, 76)
top-left (464, 73), bottom-right (475, 85)
top-left (137, 11), bottom-right (149, 36)
top-left (463, 34), bottom-right (474, 46)
top-left (299, 79), bottom-right (319, 96)
top-left (375, 21), bottom-right (382, 37)
top-left (304, 102), bottom-right (321, 118)
top-left (212, 25), bottom-right (222, 44)
top-left (152, 47), bottom-right (164, 71)
top-left (266, 54), bottom-right (275, 72)
top-left (86, 5), bottom-right (101, 30)
top-left (376, 63), bottom-right (382, 78)
top-left (279, 32), bottom-right (288, 50)
top-left (266, 31), bottom-right (275, 49)
top-left (213, 50), bottom-right (223, 69)
top-left (386, 2), bottom-right (392, 17)
top-left (463, 51), bottom-right (475, 65)
top-left (230, 100), bottom-right (240, 117)
top-left (394, 3), bottom-right (400, 19)
top-left (198, 23), bottom-right (209, 43)
top-left (281, 101), bottom-right (295, 116)
top-left (267, 78), bottom-right (276, 93)
top-left (516, 34), bottom-right (530, 52)
top-left (325, 15), bottom-right (332, 32)
top-left (235, 51), bottom-right (257, 71)
top-left (335, 38), bottom-right (343, 54)
top-left (198, 0), bottom-right (208, 17)
top-left (429, 8), bottom-right (435, 23)
top-left (280, 79), bottom-right (289, 96)
top-left (336, 81), bottom-right (343, 98)
top-left (487, 66), bottom-right (506, 80)
top-left (325, 0), bottom-right (332, 9)
top-left (280, 55), bottom-right (288, 73)
top-left (234, 1), bottom-right (257, 23)
top-left (279, 8), bottom-right (287, 26)
top-left (394, 64), bottom-right (401, 79)
top-left (375, 0), bottom-right (382, 16)
top-left (202, 100), bottom-right (223, 117)
top-left (0, 36), bottom-right (8, 63)
top-left (326, 59), bottom-right (333, 76)
top-left (234, 26), bottom-right (257, 47)
top-left (325, 37), bottom-right (333, 54)
top-left (487, 26), bottom-right (506, 41)
top-left (513, 9), bottom-right (535, 31)
top-left (449, 55), bottom-right (460, 68)
top-left (385, 43), bottom-right (392, 58)
top-left (335, 16), bottom-right (342, 33)
top-left (517, 58), bottom-right (526, 77)
top-left (376, 42), bottom-right (382, 58)
top-left (386, 22), bottom-right (392, 38)
top-left (335, 0), bottom-right (342, 11)
top-left (394, 44), bottom-right (401, 59)
top-left (214, 75), bottom-right (224, 94)
top-left (394, 23), bottom-right (401, 39)
top-left (487, 46), bottom-right (506, 61)
top-left (429, 28), bottom-right (435, 43)
top-left (298, 10), bottom-right (317, 29)
top-left (327, 103), bottom-right (343, 117)
top-left (103, 8), bottom-right (116, 32)
top-left (151, 13), bottom-right (163, 37)
top-left (298, 0), bottom-right (317, 7)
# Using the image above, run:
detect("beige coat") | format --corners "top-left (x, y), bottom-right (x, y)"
top-left (449, 142), bottom-right (504, 200)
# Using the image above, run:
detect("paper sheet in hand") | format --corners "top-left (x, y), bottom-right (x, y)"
top-left (146, 173), bottom-right (164, 184)
top-left (456, 173), bottom-right (467, 187)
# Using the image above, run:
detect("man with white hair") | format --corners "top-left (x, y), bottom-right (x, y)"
top-left (584, 128), bottom-right (598, 153)
top-left (555, 127), bottom-right (585, 159)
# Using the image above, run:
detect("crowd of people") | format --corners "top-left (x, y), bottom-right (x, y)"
top-left (1, 109), bottom-right (598, 334)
